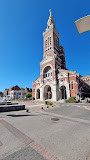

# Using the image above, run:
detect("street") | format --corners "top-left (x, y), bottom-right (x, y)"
top-left (0, 103), bottom-right (90, 160)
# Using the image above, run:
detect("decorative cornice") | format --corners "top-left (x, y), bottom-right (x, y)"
top-left (40, 56), bottom-right (53, 66)
top-left (43, 26), bottom-right (59, 38)
top-left (43, 26), bottom-right (53, 36)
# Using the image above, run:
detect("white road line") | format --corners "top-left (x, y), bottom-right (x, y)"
top-left (73, 105), bottom-right (89, 109)
top-left (26, 104), bottom-right (45, 108)
top-left (73, 105), bottom-right (81, 107)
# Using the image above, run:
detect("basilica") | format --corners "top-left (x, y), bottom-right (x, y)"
top-left (32, 10), bottom-right (90, 101)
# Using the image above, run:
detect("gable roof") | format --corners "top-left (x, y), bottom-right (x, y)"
top-left (10, 85), bottom-right (21, 91)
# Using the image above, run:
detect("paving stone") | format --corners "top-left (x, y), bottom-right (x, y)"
top-left (4, 145), bottom-right (46, 160)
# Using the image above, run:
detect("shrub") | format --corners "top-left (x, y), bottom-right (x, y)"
top-left (30, 97), bottom-right (32, 100)
top-left (65, 97), bottom-right (76, 103)
top-left (26, 92), bottom-right (32, 98)
top-left (29, 97), bottom-right (35, 100)
top-left (17, 98), bottom-right (27, 101)
top-left (45, 101), bottom-right (54, 105)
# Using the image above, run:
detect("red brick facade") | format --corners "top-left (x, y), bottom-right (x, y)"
top-left (32, 10), bottom-right (90, 101)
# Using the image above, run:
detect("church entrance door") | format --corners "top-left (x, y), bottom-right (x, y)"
top-left (36, 89), bottom-right (40, 99)
top-left (60, 86), bottom-right (67, 99)
top-left (44, 85), bottom-right (52, 100)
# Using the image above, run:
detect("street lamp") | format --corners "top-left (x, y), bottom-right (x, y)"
top-left (75, 15), bottom-right (90, 34)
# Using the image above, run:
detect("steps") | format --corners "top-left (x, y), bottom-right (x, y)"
top-left (0, 101), bottom-right (25, 112)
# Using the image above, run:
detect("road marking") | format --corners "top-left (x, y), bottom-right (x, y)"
top-left (73, 105), bottom-right (81, 107)
top-left (0, 119), bottom-right (33, 145)
top-left (72, 105), bottom-right (90, 110)
top-left (41, 111), bottom-right (90, 125)
top-left (0, 119), bottom-right (60, 160)
top-left (87, 154), bottom-right (90, 160)
top-left (27, 104), bottom-right (45, 107)
top-left (29, 141), bottom-right (59, 160)
top-left (85, 107), bottom-right (90, 110)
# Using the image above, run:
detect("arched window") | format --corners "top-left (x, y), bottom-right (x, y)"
top-left (54, 37), bottom-right (56, 47)
top-left (50, 37), bottom-right (51, 49)
top-left (43, 66), bottom-right (52, 80)
top-left (71, 81), bottom-right (74, 89)
top-left (45, 40), bottom-right (47, 51)
top-left (48, 37), bottom-right (49, 49)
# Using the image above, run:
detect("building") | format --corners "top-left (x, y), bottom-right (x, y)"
top-left (32, 10), bottom-right (90, 101)
top-left (81, 75), bottom-right (90, 86)
top-left (0, 92), bottom-right (3, 97)
top-left (8, 85), bottom-right (23, 99)
top-left (25, 87), bottom-right (32, 93)
top-left (3, 88), bottom-right (8, 97)
top-left (3, 86), bottom-right (32, 100)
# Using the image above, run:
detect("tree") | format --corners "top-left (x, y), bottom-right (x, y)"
top-left (26, 92), bottom-right (32, 98)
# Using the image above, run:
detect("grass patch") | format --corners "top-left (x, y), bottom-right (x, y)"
top-left (45, 101), bottom-right (54, 105)
top-left (65, 97), bottom-right (76, 103)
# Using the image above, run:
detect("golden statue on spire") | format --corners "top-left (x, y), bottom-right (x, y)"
top-left (48, 9), bottom-right (54, 22)
top-left (49, 9), bottom-right (52, 17)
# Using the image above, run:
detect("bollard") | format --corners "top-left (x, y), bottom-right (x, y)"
top-left (45, 101), bottom-right (47, 105)
top-left (26, 109), bottom-right (29, 112)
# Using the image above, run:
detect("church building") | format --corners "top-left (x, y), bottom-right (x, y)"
top-left (32, 10), bottom-right (90, 101)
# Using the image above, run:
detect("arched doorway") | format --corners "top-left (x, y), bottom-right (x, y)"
top-left (36, 89), bottom-right (40, 99)
top-left (44, 85), bottom-right (52, 100)
top-left (60, 86), bottom-right (67, 99)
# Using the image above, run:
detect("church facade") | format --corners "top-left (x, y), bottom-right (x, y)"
top-left (32, 10), bottom-right (90, 101)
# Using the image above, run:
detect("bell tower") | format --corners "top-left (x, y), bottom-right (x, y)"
top-left (32, 10), bottom-right (67, 101)
top-left (43, 10), bottom-right (59, 57)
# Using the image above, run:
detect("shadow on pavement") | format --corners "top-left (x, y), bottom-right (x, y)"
top-left (6, 114), bottom-right (39, 117)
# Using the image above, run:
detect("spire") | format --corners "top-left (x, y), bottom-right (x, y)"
top-left (48, 9), bottom-right (54, 23)
top-left (49, 9), bottom-right (52, 17)
top-left (47, 9), bottom-right (55, 28)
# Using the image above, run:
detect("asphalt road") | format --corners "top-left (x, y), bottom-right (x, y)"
top-left (46, 103), bottom-right (90, 121)
top-left (0, 103), bottom-right (90, 160)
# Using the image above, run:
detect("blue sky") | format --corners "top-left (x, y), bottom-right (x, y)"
top-left (0, 0), bottom-right (90, 91)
